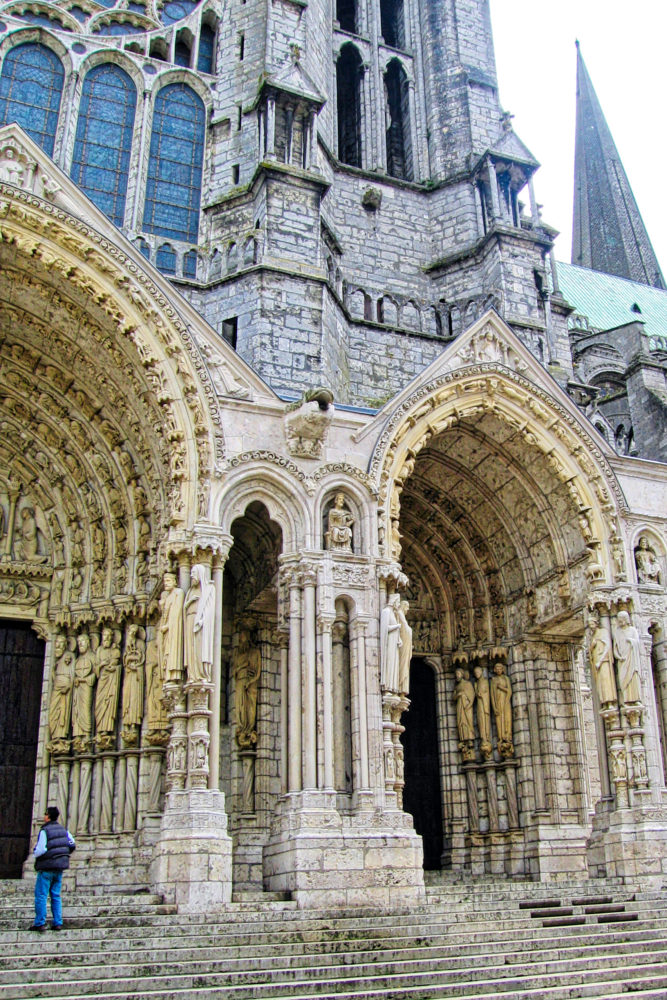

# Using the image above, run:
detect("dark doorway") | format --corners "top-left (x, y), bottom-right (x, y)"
top-left (0, 620), bottom-right (45, 877)
top-left (402, 658), bottom-right (443, 868)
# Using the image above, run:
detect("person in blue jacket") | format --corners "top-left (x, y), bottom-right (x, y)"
top-left (31, 806), bottom-right (75, 931)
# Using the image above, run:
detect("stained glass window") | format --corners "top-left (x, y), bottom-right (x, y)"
top-left (142, 83), bottom-right (205, 243)
top-left (183, 249), bottom-right (197, 278)
top-left (197, 24), bottom-right (215, 73)
top-left (71, 64), bottom-right (136, 226)
top-left (0, 43), bottom-right (64, 156)
top-left (161, 0), bottom-right (197, 24)
top-left (156, 243), bottom-right (176, 273)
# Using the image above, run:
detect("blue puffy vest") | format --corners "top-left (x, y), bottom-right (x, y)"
top-left (34, 821), bottom-right (72, 872)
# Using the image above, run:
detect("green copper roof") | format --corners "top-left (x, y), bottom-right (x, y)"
top-left (557, 261), bottom-right (667, 352)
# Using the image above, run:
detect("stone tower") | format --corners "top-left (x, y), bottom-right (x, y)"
top-left (572, 42), bottom-right (664, 289)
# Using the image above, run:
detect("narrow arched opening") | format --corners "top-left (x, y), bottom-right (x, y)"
top-left (336, 43), bottom-right (363, 168)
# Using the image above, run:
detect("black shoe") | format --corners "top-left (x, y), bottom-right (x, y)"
top-left (51, 924), bottom-right (63, 931)
top-left (29, 925), bottom-right (46, 933)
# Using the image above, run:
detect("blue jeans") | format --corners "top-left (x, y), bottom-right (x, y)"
top-left (34, 870), bottom-right (63, 927)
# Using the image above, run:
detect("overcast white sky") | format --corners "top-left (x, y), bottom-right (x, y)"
top-left (489, 1), bottom-right (667, 273)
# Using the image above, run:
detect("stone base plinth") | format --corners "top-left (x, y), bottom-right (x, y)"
top-left (587, 803), bottom-right (667, 879)
top-left (151, 789), bottom-right (232, 911)
top-left (523, 819), bottom-right (589, 880)
top-left (263, 792), bottom-right (425, 908)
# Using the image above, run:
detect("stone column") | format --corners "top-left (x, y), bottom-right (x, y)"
top-left (487, 159), bottom-right (501, 222)
top-left (302, 567), bottom-right (318, 790)
top-left (210, 539), bottom-right (232, 791)
top-left (278, 630), bottom-right (289, 795)
top-left (318, 613), bottom-right (335, 790)
top-left (287, 569), bottom-right (302, 792)
top-left (352, 617), bottom-right (371, 798)
top-left (649, 624), bottom-right (667, 779)
top-left (265, 96), bottom-right (276, 160)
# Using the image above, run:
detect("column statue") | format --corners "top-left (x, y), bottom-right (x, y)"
top-left (48, 633), bottom-right (75, 751)
top-left (121, 624), bottom-right (146, 738)
top-left (146, 639), bottom-right (168, 732)
top-left (158, 572), bottom-right (185, 685)
top-left (94, 626), bottom-right (122, 740)
top-left (453, 667), bottom-right (475, 743)
top-left (183, 564), bottom-right (216, 684)
top-left (380, 594), bottom-right (402, 692)
top-left (490, 661), bottom-right (513, 756)
top-left (71, 632), bottom-right (96, 748)
top-left (234, 629), bottom-right (262, 748)
top-left (613, 611), bottom-right (643, 704)
top-left (589, 615), bottom-right (617, 706)
top-left (396, 599), bottom-right (412, 696)
top-left (472, 665), bottom-right (492, 758)
top-left (325, 493), bottom-right (354, 552)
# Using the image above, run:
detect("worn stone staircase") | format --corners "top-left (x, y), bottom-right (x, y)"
top-left (1, 873), bottom-right (667, 999)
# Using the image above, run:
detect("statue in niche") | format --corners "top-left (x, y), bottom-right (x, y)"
top-left (48, 633), bottom-right (75, 749)
top-left (145, 639), bottom-right (168, 732)
top-left (183, 564), bottom-right (216, 685)
top-left (380, 594), bottom-right (402, 692)
top-left (397, 599), bottom-right (412, 696)
top-left (158, 572), bottom-right (185, 685)
top-left (473, 665), bottom-right (492, 759)
top-left (613, 611), bottom-right (643, 705)
top-left (15, 506), bottom-right (47, 562)
top-left (121, 624), bottom-right (146, 733)
top-left (453, 668), bottom-right (475, 743)
top-left (94, 626), bottom-right (122, 738)
top-left (490, 661), bottom-right (514, 756)
top-left (589, 615), bottom-right (617, 706)
top-left (635, 537), bottom-right (661, 586)
top-left (233, 628), bottom-right (262, 748)
top-left (71, 632), bottom-right (97, 743)
top-left (325, 493), bottom-right (354, 552)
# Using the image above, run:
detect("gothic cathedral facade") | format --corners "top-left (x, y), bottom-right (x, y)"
top-left (0, 0), bottom-right (666, 907)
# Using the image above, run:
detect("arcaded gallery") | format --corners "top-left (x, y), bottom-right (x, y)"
top-left (0, 0), bottom-right (666, 917)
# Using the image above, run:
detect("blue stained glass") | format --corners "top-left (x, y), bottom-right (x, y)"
top-left (142, 83), bottom-right (205, 243)
top-left (70, 8), bottom-right (88, 22)
top-left (197, 24), bottom-right (214, 73)
top-left (174, 40), bottom-right (190, 66)
top-left (137, 238), bottom-right (151, 259)
top-left (15, 13), bottom-right (72, 31)
top-left (96, 21), bottom-right (144, 34)
top-left (71, 64), bottom-right (136, 226)
top-left (161, 0), bottom-right (196, 25)
top-left (156, 243), bottom-right (176, 273)
top-left (0, 43), bottom-right (64, 155)
top-left (183, 249), bottom-right (197, 278)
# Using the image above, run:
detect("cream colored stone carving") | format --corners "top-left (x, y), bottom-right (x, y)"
top-left (48, 632), bottom-right (75, 754)
top-left (613, 611), bottom-right (643, 705)
top-left (325, 493), bottom-right (354, 552)
top-left (15, 505), bottom-right (48, 563)
top-left (145, 639), bottom-right (168, 734)
top-left (183, 564), bottom-right (215, 685)
top-left (234, 629), bottom-right (262, 749)
top-left (199, 341), bottom-right (251, 398)
top-left (397, 600), bottom-right (412, 696)
top-left (71, 632), bottom-right (96, 749)
top-left (121, 624), bottom-right (146, 744)
top-left (158, 572), bottom-right (185, 685)
top-left (284, 388), bottom-right (334, 459)
top-left (94, 626), bottom-right (122, 746)
top-left (454, 668), bottom-right (475, 758)
top-left (473, 665), bottom-right (492, 759)
top-left (635, 536), bottom-right (661, 586)
top-left (490, 661), bottom-right (514, 757)
top-left (380, 594), bottom-right (402, 692)
top-left (589, 615), bottom-right (617, 707)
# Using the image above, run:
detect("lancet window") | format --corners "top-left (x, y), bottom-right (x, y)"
top-left (197, 23), bottom-right (215, 72)
top-left (0, 42), bottom-right (64, 155)
top-left (380, 0), bottom-right (405, 49)
top-left (336, 43), bottom-right (363, 168)
top-left (70, 64), bottom-right (137, 226)
top-left (384, 58), bottom-right (412, 180)
top-left (142, 82), bottom-right (205, 243)
top-left (336, 0), bottom-right (356, 33)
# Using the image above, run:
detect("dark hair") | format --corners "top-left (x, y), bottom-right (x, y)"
top-left (46, 806), bottom-right (59, 822)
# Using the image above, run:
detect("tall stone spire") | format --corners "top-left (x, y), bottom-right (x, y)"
top-left (572, 43), bottom-right (664, 289)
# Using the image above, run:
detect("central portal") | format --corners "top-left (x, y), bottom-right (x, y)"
top-left (0, 620), bottom-right (44, 878)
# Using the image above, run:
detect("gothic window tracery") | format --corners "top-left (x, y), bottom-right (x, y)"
top-left (70, 64), bottom-right (137, 227)
top-left (0, 42), bottom-right (64, 156)
top-left (142, 82), bottom-right (205, 243)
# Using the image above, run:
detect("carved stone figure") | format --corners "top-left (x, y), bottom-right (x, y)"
top-left (635, 536), bottom-right (661, 585)
top-left (158, 572), bottom-right (185, 685)
top-left (490, 661), bottom-right (513, 754)
top-left (453, 668), bottom-right (475, 743)
top-left (48, 633), bottom-right (75, 747)
top-left (589, 616), bottom-right (617, 706)
top-left (613, 611), bottom-right (643, 705)
top-left (284, 388), bottom-right (334, 458)
top-left (396, 600), bottom-right (412, 695)
top-left (94, 626), bottom-right (122, 737)
top-left (16, 506), bottom-right (46, 562)
top-left (380, 594), bottom-right (402, 692)
top-left (145, 639), bottom-right (168, 731)
top-left (71, 632), bottom-right (96, 741)
top-left (122, 624), bottom-right (146, 729)
top-left (234, 629), bottom-right (262, 748)
top-left (325, 493), bottom-right (354, 552)
top-left (473, 665), bottom-right (492, 757)
top-left (183, 564), bottom-right (216, 685)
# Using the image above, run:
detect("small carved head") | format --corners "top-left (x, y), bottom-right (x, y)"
top-left (493, 662), bottom-right (505, 675)
top-left (54, 633), bottom-right (66, 659)
top-left (617, 610), bottom-right (631, 627)
top-left (77, 632), bottom-right (89, 653)
top-left (164, 572), bottom-right (177, 590)
top-left (101, 627), bottom-right (112, 647)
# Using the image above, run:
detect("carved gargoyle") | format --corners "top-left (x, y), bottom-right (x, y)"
top-left (284, 387), bottom-right (334, 459)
